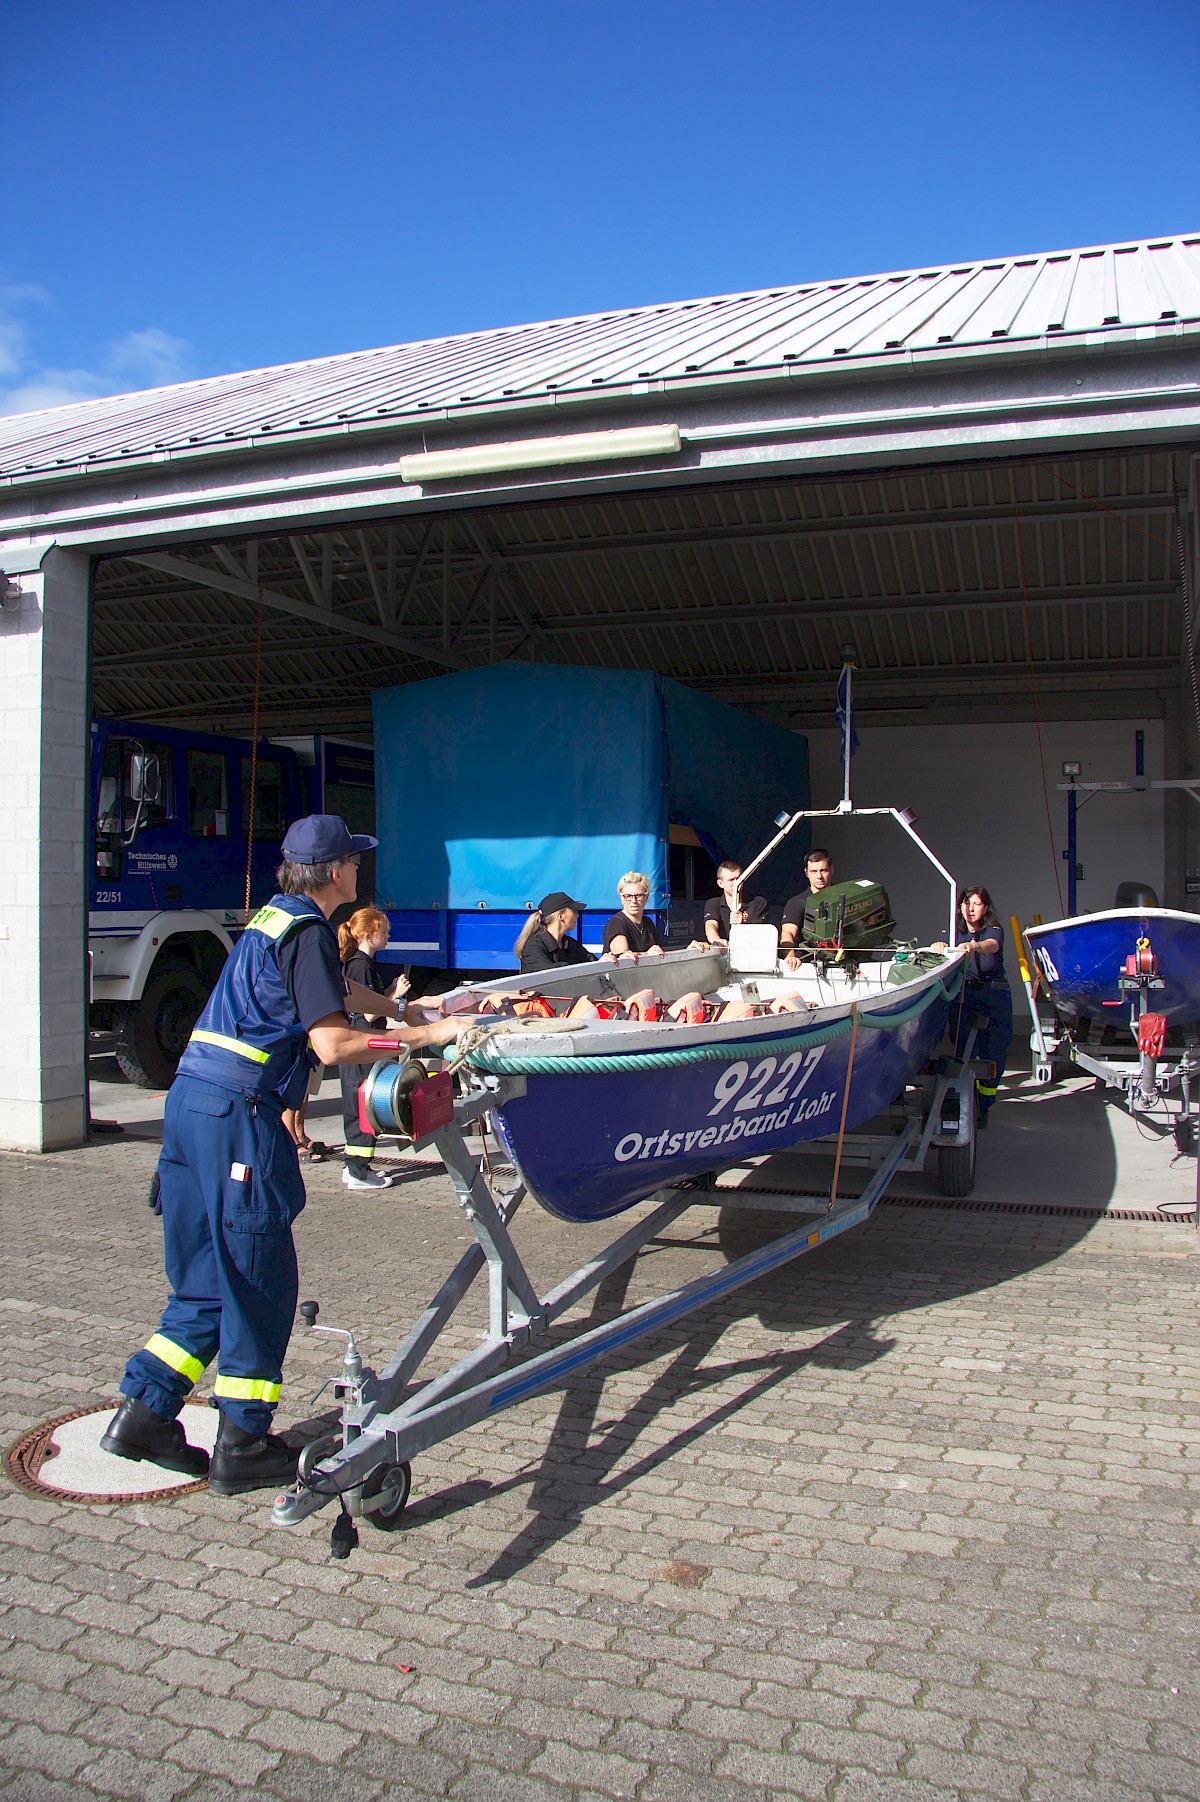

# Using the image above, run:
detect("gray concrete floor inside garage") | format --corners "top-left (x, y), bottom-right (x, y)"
top-left (2, 1054), bottom-right (1198, 1802)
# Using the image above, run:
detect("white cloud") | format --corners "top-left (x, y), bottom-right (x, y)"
top-left (0, 287), bottom-right (195, 418)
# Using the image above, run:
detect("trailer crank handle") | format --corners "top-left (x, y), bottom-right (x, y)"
top-left (299, 1299), bottom-right (363, 1382)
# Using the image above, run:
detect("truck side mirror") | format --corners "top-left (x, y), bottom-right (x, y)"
top-left (130, 752), bottom-right (162, 805)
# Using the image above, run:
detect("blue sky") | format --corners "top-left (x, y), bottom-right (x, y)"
top-left (2, 0), bottom-right (1198, 414)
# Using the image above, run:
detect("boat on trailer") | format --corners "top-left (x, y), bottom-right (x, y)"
top-left (1021, 906), bottom-right (1200, 1163)
top-left (272, 677), bottom-right (991, 1557)
top-left (1024, 907), bottom-right (1200, 1031)
top-left (436, 938), bottom-right (969, 1223)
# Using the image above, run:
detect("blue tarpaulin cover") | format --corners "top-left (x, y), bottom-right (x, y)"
top-left (373, 664), bottom-right (808, 911)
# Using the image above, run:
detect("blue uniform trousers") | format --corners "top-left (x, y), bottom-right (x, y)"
top-left (953, 983), bottom-right (1013, 1116)
top-left (121, 1075), bottom-right (306, 1434)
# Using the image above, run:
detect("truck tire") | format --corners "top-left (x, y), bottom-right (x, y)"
top-left (112, 958), bottom-right (208, 1090)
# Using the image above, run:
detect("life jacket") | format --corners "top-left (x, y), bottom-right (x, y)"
top-left (177, 895), bottom-right (331, 1107)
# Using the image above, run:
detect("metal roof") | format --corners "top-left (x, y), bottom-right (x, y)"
top-left (4, 234), bottom-right (1200, 485)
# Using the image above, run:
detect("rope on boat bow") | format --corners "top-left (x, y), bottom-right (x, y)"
top-left (463, 964), bottom-right (965, 1076)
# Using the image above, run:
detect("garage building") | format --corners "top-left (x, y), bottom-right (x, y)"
top-left (2, 230), bottom-right (1199, 1151)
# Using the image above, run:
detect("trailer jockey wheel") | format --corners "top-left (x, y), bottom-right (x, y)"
top-left (1173, 1118), bottom-right (1194, 1156)
top-left (362, 1461), bottom-right (412, 1530)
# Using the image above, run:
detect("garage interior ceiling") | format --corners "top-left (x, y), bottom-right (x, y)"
top-left (92, 446), bottom-right (1187, 738)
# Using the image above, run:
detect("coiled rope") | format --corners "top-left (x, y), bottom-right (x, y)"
top-left (463, 964), bottom-right (965, 1077)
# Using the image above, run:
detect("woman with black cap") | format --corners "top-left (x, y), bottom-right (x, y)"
top-left (515, 891), bottom-right (597, 973)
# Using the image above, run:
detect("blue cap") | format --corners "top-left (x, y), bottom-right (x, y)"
top-left (280, 814), bottom-right (378, 863)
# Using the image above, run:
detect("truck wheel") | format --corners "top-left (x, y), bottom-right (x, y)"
top-left (112, 959), bottom-right (208, 1089)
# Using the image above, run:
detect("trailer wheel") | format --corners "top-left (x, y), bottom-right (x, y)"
top-left (113, 958), bottom-right (208, 1089)
top-left (934, 1134), bottom-right (976, 1198)
top-left (362, 1461), bottom-right (412, 1531)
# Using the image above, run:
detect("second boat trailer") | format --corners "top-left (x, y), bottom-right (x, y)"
top-left (271, 1031), bottom-right (981, 1560)
top-left (1012, 917), bottom-right (1200, 1162)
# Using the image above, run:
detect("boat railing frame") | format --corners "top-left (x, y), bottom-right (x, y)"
top-left (732, 803), bottom-right (959, 951)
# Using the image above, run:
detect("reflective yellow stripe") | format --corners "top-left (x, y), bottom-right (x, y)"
top-left (214, 1374), bottom-right (282, 1403)
top-left (976, 1081), bottom-right (998, 1097)
top-left (144, 1333), bottom-right (207, 1386)
top-left (344, 1144), bottom-right (375, 1159)
top-left (189, 1029), bottom-right (270, 1064)
top-left (247, 904), bottom-right (303, 942)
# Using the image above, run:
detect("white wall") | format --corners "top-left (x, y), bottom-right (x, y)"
top-left (804, 717), bottom-right (1167, 1020)
top-left (0, 545), bottom-right (90, 1150)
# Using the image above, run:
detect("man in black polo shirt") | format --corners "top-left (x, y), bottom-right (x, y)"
top-left (780, 848), bottom-right (835, 969)
top-left (704, 860), bottom-right (769, 951)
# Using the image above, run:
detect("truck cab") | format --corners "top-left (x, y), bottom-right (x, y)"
top-left (89, 719), bottom-right (310, 1087)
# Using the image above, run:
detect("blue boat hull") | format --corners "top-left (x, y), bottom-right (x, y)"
top-left (1025, 910), bottom-right (1200, 1030)
top-left (489, 986), bottom-right (955, 1223)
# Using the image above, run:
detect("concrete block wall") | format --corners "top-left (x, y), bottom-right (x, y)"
top-left (0, 545), bottom-right (90, 1150)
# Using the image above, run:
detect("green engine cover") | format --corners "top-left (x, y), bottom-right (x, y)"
top-left (801, 879), bottom-right (895, 949)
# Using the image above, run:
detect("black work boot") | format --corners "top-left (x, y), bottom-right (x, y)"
top-left (99, 1396), bottom-right (209, 1477)
top-left (208, 1413), bottom-right (299, 1496)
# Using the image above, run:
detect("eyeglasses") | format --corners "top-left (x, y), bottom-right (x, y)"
top-left (342, 855), bottom-right (361, 869)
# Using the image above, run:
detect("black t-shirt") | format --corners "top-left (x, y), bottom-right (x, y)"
top-left (963, 919), bottom-right (1007, 984)
top-left (342, 946), bottom-right (390, 1026)
top-left (704, 894), bottom-right (768, 937)
top-left (276, 915), bottom-right (347, 1032)
top-left (601, 911), bottom-right (663, 954)
top-left (781, 889), bottom-right (815, 931)
top-left (519, 929), bottom-right (597, 974)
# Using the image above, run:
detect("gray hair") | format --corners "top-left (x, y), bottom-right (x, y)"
top-left (276, 857), bottom-right (339, 896)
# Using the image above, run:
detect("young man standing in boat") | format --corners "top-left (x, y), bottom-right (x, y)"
top-left (779, 848), bottom-right (835, 969)
top-left (704, 860), bottom-right (769, 951)
top-left (100, 814), bottom-right (464, 1494)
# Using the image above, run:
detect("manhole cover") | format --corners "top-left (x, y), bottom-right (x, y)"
top-left (4, 1401), bottom-right (218, 1503)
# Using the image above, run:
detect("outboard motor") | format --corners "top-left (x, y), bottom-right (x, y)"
top-left (1114, 881), bottom-right (1159, 909)
top-left (802, 879), bottom-right (895, 950)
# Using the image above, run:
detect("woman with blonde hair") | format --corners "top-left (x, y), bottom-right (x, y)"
top-left (602, 871), bottom-right (665, 960)
top-left (516, 891), bottom-right (596, 973)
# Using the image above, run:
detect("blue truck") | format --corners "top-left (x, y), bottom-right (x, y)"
top-left (372, 663), bottom-right (811, 975)
top-left (89, 719), bottom-right (375, 1086)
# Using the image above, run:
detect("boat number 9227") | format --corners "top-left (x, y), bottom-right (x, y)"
top-left (708, 1047), bottom-right (827, 1117)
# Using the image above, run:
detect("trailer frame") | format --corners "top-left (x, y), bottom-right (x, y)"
top-left (271, 1038), bottom-right (982, 1558)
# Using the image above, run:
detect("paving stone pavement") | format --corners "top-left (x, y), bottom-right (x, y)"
top-left (1, 1118), bottom-right (1199, 1802)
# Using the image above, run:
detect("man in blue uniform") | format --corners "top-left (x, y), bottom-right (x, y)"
top-left (101, 815), bottom-right (463, 1495)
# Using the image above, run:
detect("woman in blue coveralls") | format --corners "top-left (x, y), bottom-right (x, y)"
top-left (99, 815), bottom-right (464, 1496)
top-left (936, 885), bottom-right (1013, 1128)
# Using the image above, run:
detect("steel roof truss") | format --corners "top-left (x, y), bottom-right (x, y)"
top-left (126, 549), bottom-right (463, 667)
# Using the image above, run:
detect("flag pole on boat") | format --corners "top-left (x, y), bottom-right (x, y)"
top-left (837, 644), bottom-right (859, 812)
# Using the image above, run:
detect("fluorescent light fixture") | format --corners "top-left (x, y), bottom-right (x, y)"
top-left (399, 423), bottom-right (681, 484)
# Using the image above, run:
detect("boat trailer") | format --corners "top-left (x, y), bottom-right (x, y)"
top-left (1012, 918), bottom-right (1200, 1212)
top-left (272, 1037), bottom-right (981, 1561)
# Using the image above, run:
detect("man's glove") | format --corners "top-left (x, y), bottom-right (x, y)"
top-left (147, 1169), bottom-right (162, 1216)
